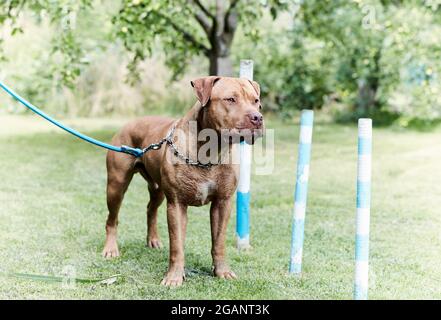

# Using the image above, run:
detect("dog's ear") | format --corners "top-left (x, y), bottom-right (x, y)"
top-left (249, 80), bottom-right (260, 97)
top-left (191, 76), bottom-right (221, 107)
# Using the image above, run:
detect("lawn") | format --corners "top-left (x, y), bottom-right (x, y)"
top-left (0, 115), bottom-right (440, 299)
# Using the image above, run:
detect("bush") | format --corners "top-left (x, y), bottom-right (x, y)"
top-left (232, 12), bottom-right (332, 117)
top-left (379, 6), bottom-right (441, 125)
top-left (237, 2), bottom-right (441, 126)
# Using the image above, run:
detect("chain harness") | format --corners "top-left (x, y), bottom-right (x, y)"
top-left (140, 123), bottom-right (219, 169)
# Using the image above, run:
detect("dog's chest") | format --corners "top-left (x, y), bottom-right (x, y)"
top-left (174, 167), bottom-right (238, 206)
top-left (195, 180), bottom-right (217, 205)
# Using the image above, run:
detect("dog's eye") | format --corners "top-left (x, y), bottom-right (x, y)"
top-left (225, 97), bottom-right (236, 103)
top-left (259, 105), bottom-right (262, 110)
top-left (255, 98), bottom-right (260, 104)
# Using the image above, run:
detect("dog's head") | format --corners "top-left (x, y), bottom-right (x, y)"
top-left (190, 76), bottom-right (264, 144)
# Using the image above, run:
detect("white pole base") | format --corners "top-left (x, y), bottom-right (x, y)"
top-left (236, 235), bottom-right (252, 250)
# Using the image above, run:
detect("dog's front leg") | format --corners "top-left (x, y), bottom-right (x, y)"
top-left (210, 198), bottom-right (237, 280)
top-left (161, 200), bottom-right (187, 286)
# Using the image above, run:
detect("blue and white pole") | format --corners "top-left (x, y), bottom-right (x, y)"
top-left (354, 118), bottom-right (372, 300)
top-left (236, 60), bottom-right (253, 250)
top-left (289, 110), bottom-right (314, 274)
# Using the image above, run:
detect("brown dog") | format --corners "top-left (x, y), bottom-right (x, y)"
top-left (102, 76), bottom-right (264, 286)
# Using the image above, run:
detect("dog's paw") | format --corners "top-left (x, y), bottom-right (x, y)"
top-left (160, 269), bottom-right (185, 287)
top-left (215, 269), bottom-right (237, 280)
top-left (146, 237), bottom-right (163, 249)
top-left (214, 264), bottom-right (237, 280)
top-left (102, 244), bottom-right (120, 259)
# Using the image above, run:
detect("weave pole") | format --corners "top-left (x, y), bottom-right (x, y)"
top-left (354, 118), bottom-right (372, 300)
top-left (236, 60), bottom-right (253, 250)
top-left (289, 110), bottom-right (314, 274)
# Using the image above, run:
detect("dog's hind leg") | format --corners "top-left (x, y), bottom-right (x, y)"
top-left (103, 152), bottom-right (134, 259)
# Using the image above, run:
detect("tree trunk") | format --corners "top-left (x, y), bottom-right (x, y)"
top-left (209, 53), bottom-right (233, 76)
top-left (206, 0), bottom-right (236, 77)
top-left (355, 50), bottom-right (381, 114)
top-left (356, 79), bottom-right (377, 114)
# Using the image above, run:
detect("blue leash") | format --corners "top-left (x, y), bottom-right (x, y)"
top-left (0, 80), bottom-right (144, 157)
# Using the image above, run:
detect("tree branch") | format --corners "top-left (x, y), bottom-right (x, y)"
top-left (225, 0), bottom-right (240, 31)
top-left (154, 11), bottom-right (210, 55)
top-left (191, 0), bottom-right (215, 19)
top-left (215, 0), bottom-right (226, 37)
top-left (226, 0), bottom-right (240, 17)
top-left (193, 10), bottom-right (212, 36)
top-left (185, 1), bottom-right (213, 43)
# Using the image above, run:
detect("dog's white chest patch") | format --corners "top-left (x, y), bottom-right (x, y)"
top-left (197, 180), bottom-right (217, 204)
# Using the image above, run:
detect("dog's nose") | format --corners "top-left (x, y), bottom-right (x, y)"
top-left (248, 112), bottom-right (263, 127)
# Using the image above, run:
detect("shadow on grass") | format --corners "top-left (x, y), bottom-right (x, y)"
top-left (88, 237), bottom-right (214, 281)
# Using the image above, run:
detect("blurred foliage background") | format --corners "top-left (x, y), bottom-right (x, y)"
top-left (1, 0), bottom-right (441, 127)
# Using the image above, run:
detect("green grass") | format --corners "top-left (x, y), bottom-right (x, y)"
top-left (1, 116), bottom-right (441, 299)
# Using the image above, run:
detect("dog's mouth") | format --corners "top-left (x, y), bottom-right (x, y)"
top-left (221, 127), bottom-right (264, 145)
